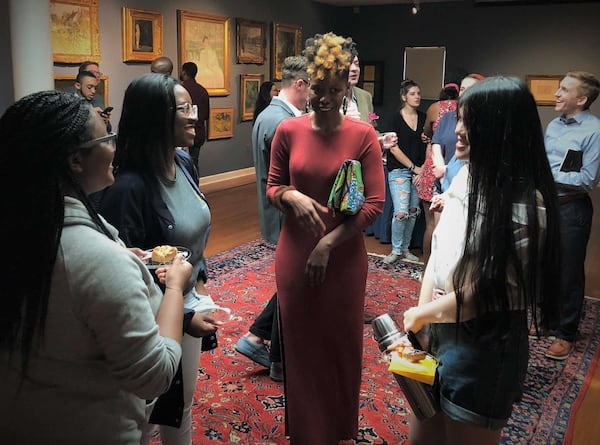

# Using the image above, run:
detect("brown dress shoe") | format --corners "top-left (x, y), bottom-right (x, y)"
top-left (545, 338), bottom-right (573, 360)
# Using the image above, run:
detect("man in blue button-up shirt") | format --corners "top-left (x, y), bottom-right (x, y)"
top-left (543, 71), bottom-right (600, 360)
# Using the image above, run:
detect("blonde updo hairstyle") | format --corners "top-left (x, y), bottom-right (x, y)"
top-left (303, 32), bottom-right (355, 81)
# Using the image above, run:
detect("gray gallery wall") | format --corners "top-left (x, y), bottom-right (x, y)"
top-left (0, 0), bottom-right (337, 177)
top-left (1, 0), bottom-right (600, 178)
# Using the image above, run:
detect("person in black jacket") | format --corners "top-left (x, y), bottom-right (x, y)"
top-left (99, 73), bottom-right (218, 445)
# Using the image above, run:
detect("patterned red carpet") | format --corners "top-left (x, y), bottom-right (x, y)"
top-left (150, 240), bottom-right (600, 444)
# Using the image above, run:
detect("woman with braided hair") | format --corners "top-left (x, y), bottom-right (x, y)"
top-left (0, 91), bottom-right (190, 444)
top-left (267, 33), bottom-right (385, 444)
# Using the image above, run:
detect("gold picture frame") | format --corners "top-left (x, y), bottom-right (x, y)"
top-left (50, 0), bottom-right (101, 63)
top-left (526, 75), bottom-right (563, 106)
top-left (236, 19), bottom-right (267, 64)
top-left (208, 107), bottom-right (235, 139)
top-left (241, 74), bottom-right (264, 121)
top-left (54, 74), bottom-right (109, 108)
top-left (272, 23), bottom-right (302, 81)
top-left (122, 8), bottom-right (163, 62)
top-left (178, 10), bottom-right (230, 96)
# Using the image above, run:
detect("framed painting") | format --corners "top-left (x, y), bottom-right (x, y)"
top-left (271, 23), bottom-right (302, 81)
top-left (236, 19), bottom-right (267, 64)
top-left (178, 10), bottom-right (230, 96)
top-left (54, 74), bottom-right (109, 107)
top-left (208, 107), bottom-right (235, 139)
top-left (122, 8), bottom-right (163, 62)
top-left (360, 61), bottom-right (384, 106)
top-left (526, 75), bottom-right (562, 106)
top-left (50, 0), bottom-right (101, 63)
top-left (241, 74), bottom-right (264, 121)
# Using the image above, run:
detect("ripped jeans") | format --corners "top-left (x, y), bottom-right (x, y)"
top-left (388, 167), bottom-right (421, 255)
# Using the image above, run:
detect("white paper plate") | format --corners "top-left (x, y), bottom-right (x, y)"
top-left (143, 246), bottom-right (191, 269)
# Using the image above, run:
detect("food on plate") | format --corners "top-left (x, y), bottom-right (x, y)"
top-left (151, 245), bottom-right (178, 264)
top-left (391, 344), bottom-right (428, 363)
top-left (403, 349), bottom-right (427, 363)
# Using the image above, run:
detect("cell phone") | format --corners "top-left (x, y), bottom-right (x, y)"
top-left (101, 106), bottom-right (113, 114)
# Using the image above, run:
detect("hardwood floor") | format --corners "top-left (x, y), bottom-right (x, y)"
top-left (204, 182), bottom-right (600, 444)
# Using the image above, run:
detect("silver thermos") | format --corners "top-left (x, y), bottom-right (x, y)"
top-left (371, 313), bottom-right (438, 420)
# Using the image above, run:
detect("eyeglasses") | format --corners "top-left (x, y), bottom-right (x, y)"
top-left (299, 78), bottom-right (310, 87)
top-left (175, 103), bottom-right (198, 118)
top-left (76, 132), bottom-right (117, 150)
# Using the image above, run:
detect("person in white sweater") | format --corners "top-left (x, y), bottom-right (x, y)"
top-left (0, 91), bottom-right (190, 444)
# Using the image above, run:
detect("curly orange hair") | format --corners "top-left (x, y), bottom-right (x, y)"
top-left (303, 32), bottom-right (354, 81)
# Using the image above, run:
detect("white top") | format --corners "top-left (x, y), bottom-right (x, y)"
top-left (430, 165), bottom-right (545, 310)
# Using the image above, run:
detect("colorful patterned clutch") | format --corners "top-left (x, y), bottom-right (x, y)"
top-left (327, 159), bottom-right (365, 215)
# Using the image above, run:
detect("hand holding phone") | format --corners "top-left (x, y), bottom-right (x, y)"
top-left (100, 106), bottom-right (113, 117)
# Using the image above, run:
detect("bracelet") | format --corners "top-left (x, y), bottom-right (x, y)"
top-left (409, 163), bottom-right (415, 172)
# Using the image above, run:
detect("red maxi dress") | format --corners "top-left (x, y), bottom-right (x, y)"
top-left (267, 114), bottom-right (385, 444)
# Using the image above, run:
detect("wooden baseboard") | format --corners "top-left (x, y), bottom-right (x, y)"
top-left (199, 167), bottom-right (256, 194)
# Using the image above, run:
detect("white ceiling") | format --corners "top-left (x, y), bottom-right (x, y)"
top-left (314, 0), bottom-right (454, 6)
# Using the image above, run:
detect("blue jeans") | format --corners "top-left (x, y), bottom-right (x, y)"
top-left (388, 168), bottom-right (421, 255)
top-left (556, 196), bottom-right (593, 342)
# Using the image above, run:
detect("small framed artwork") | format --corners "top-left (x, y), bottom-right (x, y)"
top-left (208, 107), bottom-right (235, 139)
top-left (122, 8), bottom-right (163, 62)
top-left (50, 0), bottom-right (101, 63)
top-left (271, 23), bottom-right (302, 81)
top-left (178, 10), bottom-right (231, 96)
top-left (526, 75), bottom-right (562, 106)
top-left (240, 74), bottom-right (264, 121)
top-left (360, 61), bottom-right (384, 106)
top-left (54, 74), bottom-right (109, 108)
top-left (236, 19), bottom-right (267, 64)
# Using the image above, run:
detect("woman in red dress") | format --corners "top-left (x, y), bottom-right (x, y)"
top-left (266, 33), bottom-right (385, 444)
top-left (415, 83), bottom-right (459, 266)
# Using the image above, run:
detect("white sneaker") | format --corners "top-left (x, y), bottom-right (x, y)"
top-left (383, 253), bottom-right (399, 264)
top-left (402, 250), bottom-right (422, 264)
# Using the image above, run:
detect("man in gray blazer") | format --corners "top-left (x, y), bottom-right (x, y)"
top-left (252, 56), bottom-right (310, 244)
top-left (235, 56), bottom-right (310, 381)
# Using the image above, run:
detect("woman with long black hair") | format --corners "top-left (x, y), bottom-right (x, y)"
top-left (99, 73), bottom-right (219, 445)
top-left (396, 77), bottom-right (560, 444)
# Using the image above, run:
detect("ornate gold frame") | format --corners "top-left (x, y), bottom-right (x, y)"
top-left (178, 10), bottom-right (231, 96)
top-left (240, 74), bottom-right (264, 121)
top-left (236, 19), bottom-right (267, 64)
top-left (50, 0), bottom-right (101, 63)
top-left (122, 7), bottom-right (163, 62)
top-left (208, 107), bottom-right (235, 139)
top-left (271, 23), bottom-right (302, 81)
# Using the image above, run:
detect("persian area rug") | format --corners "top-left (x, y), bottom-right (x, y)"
top-left (150, 240), bottom-right (600, 444)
